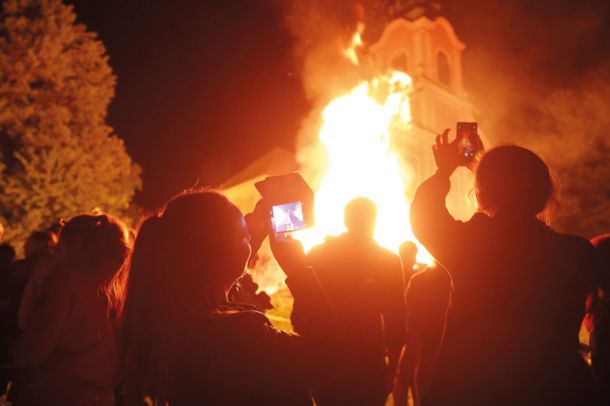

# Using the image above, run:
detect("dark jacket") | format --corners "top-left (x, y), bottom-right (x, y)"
top-left (166, 267), bottom-right (336, 406)
top-left (13, 263), bottom-right (119, 406)
top-left (411, 171), bottom-right (598, 406)
top-left (296, 233), bottom-right (405, 405)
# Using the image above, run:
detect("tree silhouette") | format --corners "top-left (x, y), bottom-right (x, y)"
top-left (0, 0), bottom-right (141, 249)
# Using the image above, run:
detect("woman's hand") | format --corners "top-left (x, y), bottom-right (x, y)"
top-left (244, 200), bottom-right (269, 256)
top-left (433, 128), bottom-right (461, 177)
top-left (269, 235), bottom-right (307, 276)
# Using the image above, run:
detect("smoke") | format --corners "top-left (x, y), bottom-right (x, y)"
top-left (267, 0), bottom-right (610, 237)
top-left (498, 64), bottom-right (610, 237)
top-left (444, 0), bottom-right (610, 237)
top-left (265, 0), bottom-right (391, 187)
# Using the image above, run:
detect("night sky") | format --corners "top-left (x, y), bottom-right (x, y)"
top-left (67, 0), bottom-right (610, 209)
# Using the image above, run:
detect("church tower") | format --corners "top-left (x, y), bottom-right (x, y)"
top-left (368, 1), bottom-right (478, 219)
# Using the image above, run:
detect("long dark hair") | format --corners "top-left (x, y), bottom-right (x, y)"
top-left (117, 190), bottom-right (248, 405)
top-left (59, 214), bottom-right (130, 280)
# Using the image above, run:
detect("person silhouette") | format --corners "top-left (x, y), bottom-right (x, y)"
top-left (393, 240), bottom-right (420, 406)
top-left (410, 129), bottom-right (599, 405)
top-left (0, 243), bottom-right (16, 394)
top-left (298, 197), bottom-right (405, 406)
top-left (589, 234), bottom-right (610, 403)
top-left (11, 215), bottom-right (130, 405)
top-left (117, 190), bottom-right (336, 405)
top-left (399, 241), bottom-right (419, 287)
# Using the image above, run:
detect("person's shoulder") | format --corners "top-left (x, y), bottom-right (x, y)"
top-left (407, 267), bottom-right (452, 299)
top-left (307, 236), bottom-right (341, 261)
top-left (376, 245), bottom-right (401, 264)
top-left (465, 212), bottom-right (492, 229)
top-left (216, 308), bottom-right (274, 332)
top-left (307, 243), bottom-right (325, 258)
top-left (547, 230), bottom-right (598, 275)
top-left (411, 265), bottom-right (450, 283)
top-left (408, 269), bottom-right (427, 285)
top-left (409, 268), bottom-right (434, 283)
top-left (406, 270), bottom-right (428, 300)
top-left (553, 231), bottom-right (595, 255)
top-left (308, 236), bottom-right (338, 253)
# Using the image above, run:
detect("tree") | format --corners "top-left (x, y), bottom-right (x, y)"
top-left (0, 0), bottom-right (142, 249)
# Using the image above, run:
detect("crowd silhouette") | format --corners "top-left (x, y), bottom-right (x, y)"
top-left (0, 129), bottom-right (608, 405)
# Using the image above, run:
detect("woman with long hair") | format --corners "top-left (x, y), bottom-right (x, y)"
top-left (117, 190), bottom-right (334, 405)
top-left (410, 130), bottom-right (599, 405)
top-left (12, 214), bottom-right (130, 405)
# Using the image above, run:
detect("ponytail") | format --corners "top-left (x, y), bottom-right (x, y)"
top-left (119, 190), bottom-right (247, 405)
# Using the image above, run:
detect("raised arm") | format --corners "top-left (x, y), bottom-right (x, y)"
top-left (269, 237), bottom-right (336, 337)
top-left (246, 200), bottom-right (337, 337)
top-left (410, 128), bottom-right (478, 269)
top-left (410, 171), bottom-right (462, 267)
top-left (267, 237), bottom-right (340, 394)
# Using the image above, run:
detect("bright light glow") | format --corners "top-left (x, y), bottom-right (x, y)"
top-left (343, 22), bottom-right (364, 64)
top-left (294, 71), bottom-right (433, 264)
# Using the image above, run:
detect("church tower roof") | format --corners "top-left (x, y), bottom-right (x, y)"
top-left (388, 0), bottom-right (443, 21)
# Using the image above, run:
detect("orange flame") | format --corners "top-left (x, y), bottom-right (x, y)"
top-left (295, 69), bottom-right (433, 264)
top-left (343, 22), bottom-right (365, 65)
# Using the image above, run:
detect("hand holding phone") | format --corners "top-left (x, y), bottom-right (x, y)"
top-left (269, 234), bottom-right (307, 276)
top-left (456, 122), bottom-right (483, 167)
top-left (254, 173), bottom-right (314, 236)
top-left (244, 200), bottom-right (269, 256)
top-left (433, 124), bottom-right (484, 175)
top-left (271, 201), bottom-right (306, 234)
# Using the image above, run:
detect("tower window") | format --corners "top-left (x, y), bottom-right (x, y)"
top-left (437, 51), bottom-right (451, 87)
top-left (390, 51), bottom-right (409, 73)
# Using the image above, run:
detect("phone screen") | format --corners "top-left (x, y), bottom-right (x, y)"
top-left (271, 201), bottom-right (306, 233)
top-left (456, 122), bottom-right (478, 160)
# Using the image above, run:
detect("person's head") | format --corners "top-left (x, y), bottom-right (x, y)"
top-left (592, 234), bottom-right (610, 293)
top-left (0, 244), bottom-right (16, 267)
top-left (47, 220), bottom-right (65, 237)
top-left (58, 214), bottom-right (130, 279)
top-left (399, 241), bottom-right (418, 270)
top-left (24, 231), bottom-right (58, 259)
top-left (474, 145), bottom-right (556, 222)
top-left (344, 197), bottom-right (377, 239)
top-left (125, 190), bottom-right (250, 310)
top-left (119, 190), bottom-right (250, 405)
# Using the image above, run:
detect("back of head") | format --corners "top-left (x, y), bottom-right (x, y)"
top-left (0, 243), bottom-right (16, 267)
top-left (25, 231), bottom-right (57, 259)
top-left (59, 214), bottom-right (130, 278)
top-left (592, 234), bottom-right (610, 292)
top-left (475, 145), bottom-right (555, 221)
top-left (344, 197), bottom-right (377, 239)
top-left (119, 190), bottom-right (248, 405)
top-left (399, 240), bottom-right (418, 269)
top-left (124, 191), bottom-right (247, 313)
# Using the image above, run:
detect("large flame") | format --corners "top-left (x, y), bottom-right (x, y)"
top-left (343, 22), bottom-right (364, 64)
top-left (295, 70), bottom-right (432, 264)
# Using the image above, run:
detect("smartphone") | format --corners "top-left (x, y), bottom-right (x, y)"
top-left (254, 173), bottom-right (314, 232)
top-left (456, 122), bottom-right (478, 161)
top-left (271, 201), bottom-right (306, 234)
